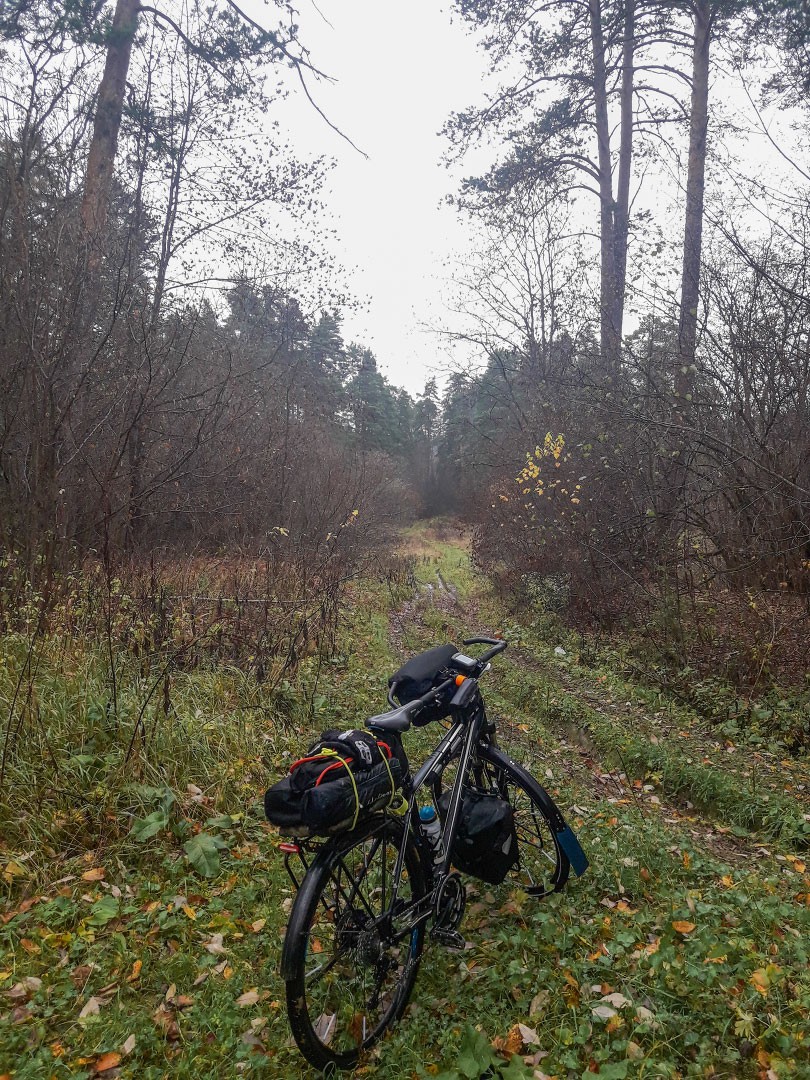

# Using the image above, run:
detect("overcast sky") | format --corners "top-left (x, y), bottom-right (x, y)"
top-left (260, 0), bottom-right (490, 395)
top-left (245, 3), bottom-right (808, 398)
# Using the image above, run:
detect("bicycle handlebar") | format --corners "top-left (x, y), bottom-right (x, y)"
top-left (386, 637), bottom-right (508, 712)
top-left (464, 636), bottom-right (508, 667)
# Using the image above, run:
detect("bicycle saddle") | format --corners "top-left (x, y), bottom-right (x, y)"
top-left (365, 701), bottom-right (418, 733)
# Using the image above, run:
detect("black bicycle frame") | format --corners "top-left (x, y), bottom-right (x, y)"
top-left (380, 678), bottom-right (489, 931)
top-left (283, 678), bottom-right (495, 944)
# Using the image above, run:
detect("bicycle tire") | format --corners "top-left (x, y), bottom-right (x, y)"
top-left (282, 814), bottom-right (428, 1071)
top-left (432, 743), bottom-right (570, 896)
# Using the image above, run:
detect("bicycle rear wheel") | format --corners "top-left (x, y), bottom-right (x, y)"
top-left (282, 814), bottom-right (428, 1071)
top-left (433, 743), bottom-right (569, 896)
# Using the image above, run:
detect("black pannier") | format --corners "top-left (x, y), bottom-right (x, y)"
top-left (264, 729), bottom-right (408, 837)
top-left (439, 789), bottom-right (519, 885)
top-left (388, 643), bottom-right (458, 726)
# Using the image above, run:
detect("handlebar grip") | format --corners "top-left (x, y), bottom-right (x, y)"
top-left (477, 640), bottom-right (508, 665)
top-left (463, 635), bottom-right (503, 646)
top-left (387, 678), bottom-right (401, 708)
top-left (420, 677), bottom-right (456, 707)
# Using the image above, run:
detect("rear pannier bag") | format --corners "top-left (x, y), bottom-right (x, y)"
top-left (264, 728), bottom-right (408, 837)
top-left (388, 643), bottom-right (458, 726)
top-left (439, 789), bottom-right (519, 885)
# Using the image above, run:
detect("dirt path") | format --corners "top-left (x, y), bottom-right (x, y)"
top-left (389, 527), bottom-right (808, 870)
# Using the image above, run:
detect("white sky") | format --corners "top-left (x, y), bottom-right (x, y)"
top-left (244, 3), bottom-right (809, 398)
top-left (260, 0), bottom-right (490, 395)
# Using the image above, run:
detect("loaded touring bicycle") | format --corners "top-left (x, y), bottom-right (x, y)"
top-left (264, 636), bottom-right (588, 1070)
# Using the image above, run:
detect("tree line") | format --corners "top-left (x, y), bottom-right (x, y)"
top-left (0, 1), bottom-right (446, 575)
top-left (419, 0), bottom-right (810, 661)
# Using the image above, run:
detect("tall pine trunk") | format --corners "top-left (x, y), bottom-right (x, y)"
top-left (613, 0), bottom-right (635, 330)
top-left (589, 0), bottom-right (621, 371)
top-left (80, 0), bottom-right (140, 267)
top-left (676, 0), bottom-right (712, 421)
top-left (657, 0), bottom-right (713, 548)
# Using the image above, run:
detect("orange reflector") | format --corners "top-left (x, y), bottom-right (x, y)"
top-left (455, 674), bottom-right (466, 686)
top-left (278, 842), bottom-right (300, 854)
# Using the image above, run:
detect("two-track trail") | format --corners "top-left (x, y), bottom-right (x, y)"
top-left (385, 522), bottom-right (810, 1078)
top-left (0, 522), bottom-right (808, 1079)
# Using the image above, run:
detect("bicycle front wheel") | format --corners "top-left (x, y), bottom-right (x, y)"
top-left (433, 743), bottom-right (570, 897)
top-left (282, 814), bottom-right (428, 1071)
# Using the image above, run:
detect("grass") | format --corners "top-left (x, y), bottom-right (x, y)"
top-left (1, 524), bottom-right (809, 1079)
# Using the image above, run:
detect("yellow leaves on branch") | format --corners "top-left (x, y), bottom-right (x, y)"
top-left (514, 433), bottom-right (585, 509)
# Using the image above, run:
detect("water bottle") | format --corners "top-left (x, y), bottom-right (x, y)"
top-left (419, 805), bottom-right (443, 863)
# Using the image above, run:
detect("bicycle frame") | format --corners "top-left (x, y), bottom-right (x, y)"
top-left (365, 677), bottom-right (492, 939)
top-left (281, 681), bottom-right (490, 944)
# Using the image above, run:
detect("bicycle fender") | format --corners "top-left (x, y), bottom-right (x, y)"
top-left (485, 748), bottom-right (589, 877)
top-left (555, 824), bottom-right (589, 876)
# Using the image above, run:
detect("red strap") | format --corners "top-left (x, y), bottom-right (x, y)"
top-left (315, 758), bottom-right (351, 786)
top-left (289, 753), bottom-right (329, 774)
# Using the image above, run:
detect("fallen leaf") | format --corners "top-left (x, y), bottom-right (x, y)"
top-left (2, 859), bottom-right (29, 881)
top-left (672, 920), bottom-right (696, 934)
top-left (591, 1005), bottom-right (617, 1020)
top-left (6, 976), bottom-right (42, 1001)
top-left (127, 960), bottom-right (142, 983)
top-left (492, 1023), bottom-right (524, 1056)
top-left (82, 867), bottom-right (106, 882)
top-left (750, 965), bottom-right (781, 996)
top-left (153, 1003), bottom-right (180, 1040)
top-left (529, 990), bottom-right (549, 1017)
top-left (92, 1052), bottom-right (121, 1074)
top-left (79, 996), bottom-right (103, 1019)
top-left (204, 933), bottom-right (226, 955)
top-left (250, 919), bottom-right (266, 933)
top-left (121, 1034), bottom-right (136, 1056)
top-left (601, 992), bottom-right (631, 1008)
top-left (237, 989), bottom-right (260, 1007)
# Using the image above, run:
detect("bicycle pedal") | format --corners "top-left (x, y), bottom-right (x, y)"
top-left (431, 927), bottom-right (466, 950)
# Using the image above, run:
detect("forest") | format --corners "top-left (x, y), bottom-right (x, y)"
top-left (1, 1), bottom-right (809, 1078)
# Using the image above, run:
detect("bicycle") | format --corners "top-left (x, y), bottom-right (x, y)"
top-left (276, 636), bottom-right (588, 1071)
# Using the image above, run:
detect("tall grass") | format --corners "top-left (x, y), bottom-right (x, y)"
top-left (0, 548), bottom-right (415, 891)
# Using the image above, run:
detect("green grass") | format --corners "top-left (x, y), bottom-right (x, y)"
top-left (1, 525), bottom-right (809, 1079)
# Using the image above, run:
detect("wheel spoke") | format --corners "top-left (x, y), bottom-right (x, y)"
top-left (285, 816), bottom-right (426, 1070)
top-left (431, 746), bottom-right (569, 899)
